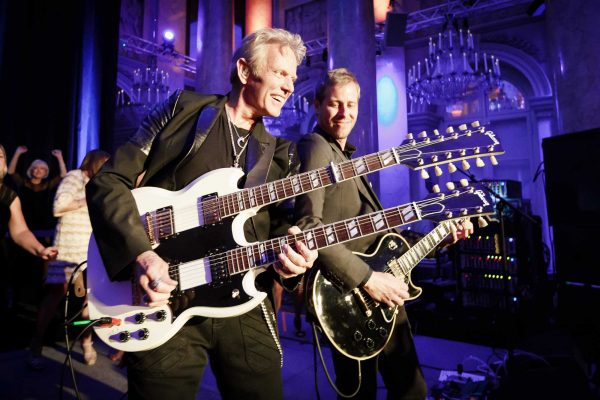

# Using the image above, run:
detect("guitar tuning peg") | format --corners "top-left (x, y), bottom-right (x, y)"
top-left (407, 132), bottom-right (414, 140)
top-left (459, 178), bottom-right (469, 187)
top-left (474, 147), bottom-right (481, 154)
top-left (445, 152), bottom-right (453, 159)
top-left (460, 208), bottom-right (468, 216)
top-left (431, 155), bottom-right (439, 162)
top-left (419, 131), bottom-right (428, 138)
top-left (448, 162), bottom-right (457, 173)
top-left (446, 126), bottom-right (454, 134)
top-left (446, 181), bottom-right (455, 190)
top-left (420, 169), bottom-right (430, 179)
top-left (490, 155), bottom-right (499, 165)
top-left (478, 216), bottom-right (489, 228)
top-left (433, 129), bottom-right (440, 136)
top-left (432, 184), bottom-right (441, 193)
top-left (462, 160), bottom-right (471, 170)
top-left (476, 157), bottom-right (485, 167)
top-left (417, 158), bottom-right (424, 166)
top-left (458, 124), bottom-right (467, 131)
top-left (434, 166), bottom-right (443, 176)
top-left (471, 120), bottom-right (480, 128)
top-left (445, 211), bottom-right (453, 219)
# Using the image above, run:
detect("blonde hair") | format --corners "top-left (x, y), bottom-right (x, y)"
top-left (27, 159), bottom-right (49, 179)
top-left (229, 28), bottom-right (306, 87)
top-left (0, 145), bottom-right (7, 182)
top-left (315, 68), bottom-right (361, 104)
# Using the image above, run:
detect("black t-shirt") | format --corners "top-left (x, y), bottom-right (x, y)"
top-left (176, 110), bottom-right (249, 187)
top-left (0, 184), bottom-right (17, 238)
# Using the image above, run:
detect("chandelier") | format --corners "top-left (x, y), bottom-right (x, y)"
top-left (130, 66), bottom-right (171, 108)
top-left (407, 15), bottom-right (501, 107)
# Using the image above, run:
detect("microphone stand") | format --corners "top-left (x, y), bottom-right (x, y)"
top-left (452, 167), bottom-right (541, 372)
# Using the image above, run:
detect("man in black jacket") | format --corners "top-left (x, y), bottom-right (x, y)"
top-left (87, 28), bottom-right (317, 400)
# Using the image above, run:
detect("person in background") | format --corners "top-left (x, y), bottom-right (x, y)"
top-left (86, 28), bottom-right (317, 400)
top-left (294, 68), bottom-right (473, 399)
top-left (0, 144), bottom-right (58, 319)
top-left (27, 150), bottom-right (110, 370)
top-left (8, 145), bottom-right (67, 231)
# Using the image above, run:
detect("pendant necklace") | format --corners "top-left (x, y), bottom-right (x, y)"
top-left (225, 108), bottom-right (252, 168)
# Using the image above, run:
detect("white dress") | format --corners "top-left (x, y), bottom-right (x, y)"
top-left (46, 169), bottom-right (91, 284)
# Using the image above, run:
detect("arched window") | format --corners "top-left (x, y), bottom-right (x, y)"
top-left (443, 78), bottom-right (527, 120)
top-left (488, 80), bottom-right (526, 113)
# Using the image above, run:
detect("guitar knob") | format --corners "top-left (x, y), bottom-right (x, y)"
top-left (231, 289), bottom-right (240, 299)
top-left (378, 327), bottom-right (388, 337)
top-left (119, 331), bottom-right (131, 342)
top-left (365, 338), bottom-right (375, 349)
top-left (353, 331), bottom-right (363, 342)
top-left (155, 310), bottom-right (167, 321)
top-left (366, 320), bottom-right (376, 330)
top-left (137, 328), bottom-right (150, 340)
top-left (134, 313), bottom-right (146, 324)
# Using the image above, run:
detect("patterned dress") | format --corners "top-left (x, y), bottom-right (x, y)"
top-left (46, 169), bottom-right (91, 284)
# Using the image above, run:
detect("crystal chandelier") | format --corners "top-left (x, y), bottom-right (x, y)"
top-left (130, 66), bottom-right (171, 108)
top-left (407, 15), bottom-right (501, 108)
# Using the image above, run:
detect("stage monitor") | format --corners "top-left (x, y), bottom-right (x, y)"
top-left (542, 128), bottom-right (600, 226)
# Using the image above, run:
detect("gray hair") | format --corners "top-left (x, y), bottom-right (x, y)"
top-left (27, 159), bottom-right (49, 179)
top-left (229, 28), bottom-right (306, 86)
top-left (315, 68), bottom-right (361, 104)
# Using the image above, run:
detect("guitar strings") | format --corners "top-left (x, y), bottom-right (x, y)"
top-left (146, 130), bottom-right (489, 234)
top-left (164, 189), bottom-right (477, 284)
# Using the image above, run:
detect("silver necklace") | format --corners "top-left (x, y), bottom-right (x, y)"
top-left (225, 109), bottom-right (250, 168)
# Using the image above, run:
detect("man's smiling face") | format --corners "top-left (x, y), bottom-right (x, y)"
top-left (243, 44), bottom-right (297, 118)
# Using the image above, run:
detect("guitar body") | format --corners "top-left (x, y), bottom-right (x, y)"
top-left (87, 168), bottom-right (268, 352)
top-left (307, 233), bottom-right (422, 360)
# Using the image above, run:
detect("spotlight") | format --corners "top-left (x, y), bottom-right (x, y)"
top-left (162, 30), bottom-right (175, 54)
top-left (163, 30), bottom-right (175, 43)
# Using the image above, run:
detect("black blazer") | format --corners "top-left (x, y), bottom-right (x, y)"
top-left (87, 90), bottom-right (298, 281)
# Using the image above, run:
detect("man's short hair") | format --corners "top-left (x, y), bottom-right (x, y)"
top-left (229, 28), bottom-right (306, 86)
top-left (315, 68), bottom-right (361, 104)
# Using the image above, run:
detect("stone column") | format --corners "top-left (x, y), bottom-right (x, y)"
top-left (195, 0), bottom-right (233, 94)
top-left (545, 0), bottom-right (600, 134)
top-left (326, 0), bottom-right (379, 191)
top-left (530, 96), bottom-right (556, 274)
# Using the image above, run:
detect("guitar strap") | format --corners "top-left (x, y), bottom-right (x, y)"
top-left (243, 137), bottom-right (275, 188)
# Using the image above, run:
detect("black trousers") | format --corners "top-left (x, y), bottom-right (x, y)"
top-left (330, 306), bottom-right (427, 400)
top-left (125, 303), bottom-right (282, 400)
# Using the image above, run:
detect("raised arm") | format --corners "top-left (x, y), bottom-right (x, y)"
top-left (51, 149), bottom-right (67, 178)
top-left (8, 145), bottom-right (27, 175)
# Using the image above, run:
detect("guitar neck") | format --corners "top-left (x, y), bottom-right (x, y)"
top-left (388, 221), bottom-right (453, 278)
top-left (218, 202), bottom-right (422, 278)
top-left (217, 147), bottom-right (407, 218)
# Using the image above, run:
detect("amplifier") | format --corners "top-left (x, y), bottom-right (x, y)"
top-left (479, 179), bottom-right (522, 199)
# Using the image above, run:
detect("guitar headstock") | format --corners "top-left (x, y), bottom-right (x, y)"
top-left (398, 121), bottom-right (504, 180)
top-left (416, 182), bottom-right (496, 225)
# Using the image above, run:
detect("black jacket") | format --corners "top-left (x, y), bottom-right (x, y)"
top-left (87, 91), bottom-right (299, 281)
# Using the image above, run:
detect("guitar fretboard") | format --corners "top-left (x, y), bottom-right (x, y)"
top-left (214, 147), bottom-right (406, 219)
top-left (389, 221), bottom-right (453, 277)
top-left (220, 202), bottom-right (420, 276)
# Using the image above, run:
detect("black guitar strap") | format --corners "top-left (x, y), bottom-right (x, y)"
top-left (243, 138), bottom-right (275, 189)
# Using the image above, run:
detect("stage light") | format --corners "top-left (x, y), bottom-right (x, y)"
top-left (163, 30), bottom-right (175, 43)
